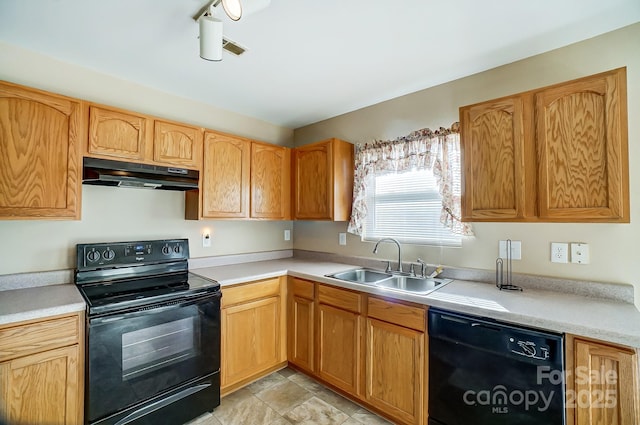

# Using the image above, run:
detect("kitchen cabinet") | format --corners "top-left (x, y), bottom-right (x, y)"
top-left (251, 142), bottom-right (291, 219)
top-left (153, 120), bottom-right (203, 169)
top-left (460, 67), bottom-right (629, 222)
top-left (87, 105), bottom-right (151, 161)
top-left (186, 132), bottom-right (291, 220)
top-left (566, 335), bottom-right (639, 425)
top-left (0, 81), bottom-right (83, 219)
top-left (365, 297), bottom-right (426, 425)
top-left (317, 284), bottom-right (363, 395)
top-left (287, 277), bottom-right (315, 373)
top-left (292, 138), bottom-right (354, 221)
top-left (87, 105), bottom-right (203, 169)
top-left (196, 131), bottom-right (251, 219)
top-left (0, 312), bottom-right (84, 425)
top-left (220, 277), bottom-right (287, 395)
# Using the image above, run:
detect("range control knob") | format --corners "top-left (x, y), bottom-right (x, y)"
top-left (86, 250), bottom-right (101, 263)
top-left (161, 245), bottom-right (171, 255)
top-left (103, 248), bottom-right (116, 261)
top-left (173, 244), bottom-right (182, 254)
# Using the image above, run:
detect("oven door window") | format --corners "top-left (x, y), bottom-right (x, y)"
top-left (87, 296), bottom-right (220, 423)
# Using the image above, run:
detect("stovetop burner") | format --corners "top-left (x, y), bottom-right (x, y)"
top-left (75, 239), bottom-right (220, 316)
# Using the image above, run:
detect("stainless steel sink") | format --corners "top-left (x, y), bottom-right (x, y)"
top-left (325, 268), bottom-right (393, 284)
top-left (325, 268), bottom-right (452, 295)
top-left (375, 275), bottom-right (452, 295)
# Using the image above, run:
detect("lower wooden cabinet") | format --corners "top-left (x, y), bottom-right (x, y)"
top-left (365, 298), bottom-right (426, 425)
top-left (566, 335), bottom-right (639, 425)
top-left (287, 278), bottom-right (315, 373)
top-left (317, 303), bottom-right (362, 395)
top-left (220, 277), bottom-right (287, 394)
top-left (0, 312), bottom-right (84, 425)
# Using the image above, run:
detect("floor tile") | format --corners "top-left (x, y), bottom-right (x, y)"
top-left (284, 396), bottom-right (349, 425)
top-left (255, 379), bottom-right (313, 415)
top-left (184, 369), bottom-right (390, 425)
top-left (247, 370), bottom-right (287, 394)
top-left (351, 408), bottom-right (393, 424)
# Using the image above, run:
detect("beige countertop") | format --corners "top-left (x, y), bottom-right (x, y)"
top-left (1, 257), bottom-right (638, 349)
top-left (0, 284), bottom-right (85, 326)
top-left (191, 258), bottom-right (640, 348)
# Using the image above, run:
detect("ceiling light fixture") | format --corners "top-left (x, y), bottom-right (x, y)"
top-left (194, 0), bottom-right (243, 61)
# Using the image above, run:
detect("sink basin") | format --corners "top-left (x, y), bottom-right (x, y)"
top-left (326, 268), bottom-right (452, 295)
top-left (325, 268), bottom-right (393, 284)
top-left (375, 276), bottom-right (453, 295)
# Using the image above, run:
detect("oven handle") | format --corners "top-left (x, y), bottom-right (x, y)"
top-left (90, 291), bottom-right (220, 325)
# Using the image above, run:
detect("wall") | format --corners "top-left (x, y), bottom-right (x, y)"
top-left (0, 42), bottom-right (294, 275)
top-left (293, 23), bottom-right (640, 306)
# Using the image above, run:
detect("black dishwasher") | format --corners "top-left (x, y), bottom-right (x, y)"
top-left (428, 308), bottom-right (565, 425)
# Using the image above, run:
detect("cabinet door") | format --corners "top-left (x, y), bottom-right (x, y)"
top-left (153, 120), bottom-right (203, 169)
top-left (201, 132), bottom-right (250, 218)
top-left (460, 94), bottom-right (534, 221)
top-left (317, 304), bottom-right (361, 395)
top-left (251, 143), bottom-right (291, 219)
top-left (0, 82), bottom-right (82, 219)
top-left (88, 105), bottom-right (150, 161)
top-left (570, 338), bottom-right (639, 425)
top-left (287, 278), bottom-right (315, 372)
top-left (365, 318), bottom-right (424, 425)
top-left (0, 345), bottom-right (81, 425)
top-left (293, 140), bottom-right (332, 220)
top-left (536, 68), bottom-right (629, 222)
top-left (221, 296), bottom-right (280, 389)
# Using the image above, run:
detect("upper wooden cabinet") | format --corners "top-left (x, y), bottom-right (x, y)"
top-left (199, 131), bottom-right (251, 219)
top-left (87, 104), bottom-right (203, 170)
top-left (0, 81), bottom-right (83, 220)
top-left (460, 67), bottom-right (629, 222)
top-left (251, 142), bottom-right (291, 219)
top-left (293, 138), bottom-right (354, 221)
top-left (186, 131), bottom-right (291, 220)
top-left (536, 70), bottom-right (628, 221)
top-left (153, 120), bottom-right (203, 169)
top-left (88, 105), bottom-right (151, 161)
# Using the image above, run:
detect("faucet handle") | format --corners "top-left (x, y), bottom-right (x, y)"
top-left (381, 260), bottom-right (392, 273)
top-left (416, 258), bottom-right (426, 278)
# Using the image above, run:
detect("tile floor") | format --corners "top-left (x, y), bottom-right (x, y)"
top-left (186, 367), bottom-right (392, 425)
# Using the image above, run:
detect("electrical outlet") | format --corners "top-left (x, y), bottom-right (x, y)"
top-left (284, 229), bottom-right (291, 241)
top-left (551, 242), bottom-right (568, 263)
top-left (498, 240), bottom-right (522, 260)
top-left (339, 233), bottom-right (347, 246)
top-left (202, 231), bottom-right (211, 248)
top-left (571, 243), bottom-right (590, 264)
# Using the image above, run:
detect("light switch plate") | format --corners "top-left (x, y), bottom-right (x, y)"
top-left (499, 240), bottom-right (521, 260)
top-left (571, 243), bottom-right (590, 264)
top-left (339, 233), bottom-right (347, 246)
top-left (551, 242), bottom-right (568, 263)
top-left (284, 230), bottom-right (291, 241)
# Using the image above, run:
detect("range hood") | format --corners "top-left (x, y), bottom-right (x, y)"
top-left (83, 158), bottom-right (199, 191)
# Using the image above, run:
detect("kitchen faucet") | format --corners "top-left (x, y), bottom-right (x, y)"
top-left (373, 238), bottom-right (403, 273)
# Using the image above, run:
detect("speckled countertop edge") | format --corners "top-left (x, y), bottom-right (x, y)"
top-left (0, 284), bottom-right (85, 326)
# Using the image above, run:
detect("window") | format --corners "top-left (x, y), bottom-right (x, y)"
top-left (362, 168), bottom-right (462, 246)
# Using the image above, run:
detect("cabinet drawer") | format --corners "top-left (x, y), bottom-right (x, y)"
top-left (0, 314), bottom-right (80, 362)
top-left (290, 278), bottom-right (314, 300)
top-left (222, 277), bottom-right (281, 308)
top-left (318, 285), bottom-right (362, 313)
top-left (367, 297), bottom-right (425, 332)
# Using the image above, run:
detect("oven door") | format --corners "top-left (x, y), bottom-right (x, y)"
top-left (87, 292), bottom-right (220, 424)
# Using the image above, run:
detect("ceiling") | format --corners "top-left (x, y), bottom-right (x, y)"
top-left (1, 1), bottom-right (639, 128)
